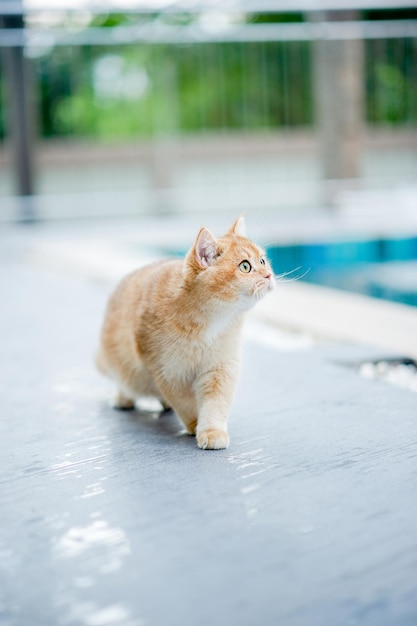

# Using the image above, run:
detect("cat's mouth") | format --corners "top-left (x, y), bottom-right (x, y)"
top-left (253, 276), bottom-right (274, 299)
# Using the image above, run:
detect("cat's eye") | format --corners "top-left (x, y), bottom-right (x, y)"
top-left (239, 260), bottom-right (252, 273)
top-left (260, 257), bottom-right (266, 265)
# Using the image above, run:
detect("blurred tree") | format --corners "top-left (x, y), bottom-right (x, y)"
top-left (366, 38), bottom-right (416, 124)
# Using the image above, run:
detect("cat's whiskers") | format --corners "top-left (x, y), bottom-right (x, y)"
top-left (274, 267), bottom-right (311, 283)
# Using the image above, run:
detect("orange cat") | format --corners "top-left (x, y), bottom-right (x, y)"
top-left (96, 216), bottom-right (274, 449)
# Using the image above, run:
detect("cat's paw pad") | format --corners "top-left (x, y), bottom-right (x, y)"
top-left (197, 428), bottom-right (229, 450)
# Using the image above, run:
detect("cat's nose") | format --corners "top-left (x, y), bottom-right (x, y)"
top-left (265, 273), bottom-right (272, 280)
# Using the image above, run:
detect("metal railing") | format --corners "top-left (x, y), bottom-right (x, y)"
top-left (0, 3), bottom-right (416, 219)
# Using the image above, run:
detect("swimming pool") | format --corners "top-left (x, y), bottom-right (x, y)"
top-left (267, 236), bottom-right (417, 308)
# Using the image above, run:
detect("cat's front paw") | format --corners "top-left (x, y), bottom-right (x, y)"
top-left (197, 428), bottom-right (229, 450)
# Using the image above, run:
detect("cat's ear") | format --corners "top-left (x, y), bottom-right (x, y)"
top-left (227, 215), bottom-right (246, 237)
top-left (195, 227), bottom-right (221, 268)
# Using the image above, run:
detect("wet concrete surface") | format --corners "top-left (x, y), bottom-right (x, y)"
top-left (1, 226), bottom-right (417, 626)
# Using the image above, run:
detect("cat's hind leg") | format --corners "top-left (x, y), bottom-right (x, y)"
top-left (114, 364), bottom-right (172, 413)
top-left (155, 381), bottom-right (197, 434)
top-left (161, 396), bottom-right (197, 434)
top-left (96, 349), bottom-right (136, 409)
top-left (113, 389), bottom-right (136, 410)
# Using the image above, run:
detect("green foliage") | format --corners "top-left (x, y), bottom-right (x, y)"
top-left (34, 40), bottom-right (314, 139)
top-left (0, 12), bottom-right (415, 141)
top-left (175, 40), bottom-right (312, 132)
top-left (375, 63), bottom-right (407, 121)
top-left (249, 12), bottom-right (305, 24)
top-left (366, 38), bottom-right (417, 124)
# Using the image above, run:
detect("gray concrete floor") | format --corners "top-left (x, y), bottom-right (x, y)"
top-left (1, 219), bottom-right (417, 626)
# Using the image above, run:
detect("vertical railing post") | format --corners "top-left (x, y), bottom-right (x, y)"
top-left (150, 54), bottom-right (179, 214)
top-left (313, 10), bottom-right (364, 205)
top-left (1, 0), bottom-right (36, 220)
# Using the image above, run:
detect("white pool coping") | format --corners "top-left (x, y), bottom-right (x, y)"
top-left (252, 279), bottom-right (417, 360)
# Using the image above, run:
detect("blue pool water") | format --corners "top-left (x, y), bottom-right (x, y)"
top-left (267, 236), bottom-right (417, 308)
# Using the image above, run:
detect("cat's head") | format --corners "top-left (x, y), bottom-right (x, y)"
top-left (184, 216), bottom-right (275, 310)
